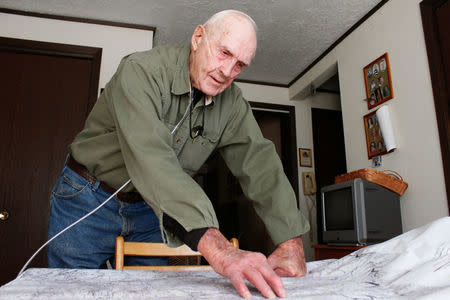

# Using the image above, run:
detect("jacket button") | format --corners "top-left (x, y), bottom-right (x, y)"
top-left (201, 141), bottom-right (207, 147)
top-left (176, 139), bottom-right (181, 144)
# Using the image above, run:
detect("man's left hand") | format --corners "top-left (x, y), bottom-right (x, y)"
top-left (267, 236), bottom-right (307, 277)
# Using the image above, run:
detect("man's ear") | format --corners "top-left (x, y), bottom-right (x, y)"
top-left (191, 25), bottom-right (205, 51)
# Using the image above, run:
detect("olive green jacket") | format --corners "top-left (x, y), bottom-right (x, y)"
top-left (70, 46), bottom-right (309, 247)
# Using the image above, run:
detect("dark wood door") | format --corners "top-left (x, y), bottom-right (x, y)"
top-left (421, 0), bottom-right (450, 211)
top-left (199, 103), bottom-right (299, 256)
top-left (0, 37), bottom-right (101, 285)
top-left (311, 108), bottom-right (347, 243)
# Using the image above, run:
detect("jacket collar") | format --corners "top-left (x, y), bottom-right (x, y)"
top-left (171, 46), bottom-right (216, 107)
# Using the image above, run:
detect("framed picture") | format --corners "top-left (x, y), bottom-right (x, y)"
top-left (372, 155), bottom-right (382, 168)
top-left (299, 148), bottom-right (312, 167)
top-left (363, 110), bottom-right (388, 159)
top-left (363, 53), bottom-right (393, 109)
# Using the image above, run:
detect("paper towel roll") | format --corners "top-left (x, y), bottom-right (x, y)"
top-left (376, 105), bottom-right (397, 152)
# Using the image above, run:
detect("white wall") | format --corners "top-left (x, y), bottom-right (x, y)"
top-left (0, 12), bottom-right (153, 90)
top-left (237, 82), bottom-right (341, 261)
top-left (290, 0), bottom-right (449, 235)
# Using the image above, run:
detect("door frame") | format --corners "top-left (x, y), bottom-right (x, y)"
top-left (249, 101), bottom-right (300, 206)
top-left (0, 36), bottom-right (101, 113)
top-left (312, 107), bottom-right (347, 244)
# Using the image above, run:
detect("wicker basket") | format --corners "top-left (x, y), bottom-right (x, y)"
top-left (335, 169), bottom-right (408, 195)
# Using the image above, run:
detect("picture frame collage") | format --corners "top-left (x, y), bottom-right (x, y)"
top-left (362, 52), bottom-right (394, 161)
top-left (363, 53), bottom-right (393, 110)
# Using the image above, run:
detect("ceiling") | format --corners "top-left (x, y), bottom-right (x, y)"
top-left (1, 0), bottom-right (385, 87)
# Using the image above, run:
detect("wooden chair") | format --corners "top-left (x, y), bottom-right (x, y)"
top-left (115, 236), bottom-right (239, 271)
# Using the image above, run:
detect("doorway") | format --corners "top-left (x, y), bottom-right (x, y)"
top-left (307, 71), bottom-right (347, 244)
top-left (312, 107), bottom-right (347, 244)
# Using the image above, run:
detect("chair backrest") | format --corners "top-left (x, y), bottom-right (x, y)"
top-left (115, 236), bottom-right (239, 271)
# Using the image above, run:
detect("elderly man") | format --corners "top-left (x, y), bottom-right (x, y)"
top-left (48, 10), bottom-right (309, 299)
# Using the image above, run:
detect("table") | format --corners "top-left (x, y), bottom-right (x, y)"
top-left (2, 217), bottom-right (450, 299)
top-left (1, 268), bottom-right (231, 299)
top-left (1, 261), bottom-right (356, 300)
top-left (2, 267), bottom-right (333, 299)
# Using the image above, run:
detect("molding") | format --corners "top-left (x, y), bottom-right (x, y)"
top-left (0, 8), bottom-right (156, 45)
top-left (249, 101), bottom-right (300, 205)
top-left (0, 8), bottom-right (156, 31)
top-left (315, 88), bottom-right (340, 95)
top-left (0, 36), bottom-right (101, 59)
top-left (249, 101), bottom-right (294, 112)
top-left (235, 78), bottom-right (289, 88)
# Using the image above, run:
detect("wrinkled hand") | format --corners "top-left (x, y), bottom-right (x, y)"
top-left (267, 236), bottom-right (307, 277)
top-left (198, 228), bottom-right (285, 299)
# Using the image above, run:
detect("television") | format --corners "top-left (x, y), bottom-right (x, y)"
top-left (320, 178), bottom-right (402, 246)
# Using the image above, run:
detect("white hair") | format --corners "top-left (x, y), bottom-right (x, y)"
top-left (203, 10), bottom-right (258, 37)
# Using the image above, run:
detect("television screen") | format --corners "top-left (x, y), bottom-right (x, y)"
top-left (324, 187), bottom-right (354, 230)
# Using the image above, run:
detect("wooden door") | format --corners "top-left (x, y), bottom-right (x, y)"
top-left (421, 0), bottom-right (450, 210)
top-left (0, 37), bottom-right (101, 285)
top-left (311, 108), bottom-right (347, 243)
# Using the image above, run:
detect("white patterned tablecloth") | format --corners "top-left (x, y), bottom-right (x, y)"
top-left (1, 217), bottom-right (449, 299)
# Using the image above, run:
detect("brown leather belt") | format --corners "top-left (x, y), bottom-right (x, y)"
top-left (66, 156), bottom-right (143, 203)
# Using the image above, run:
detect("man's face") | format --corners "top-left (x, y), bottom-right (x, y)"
top-left (189, 20), bottom-right (257, 96)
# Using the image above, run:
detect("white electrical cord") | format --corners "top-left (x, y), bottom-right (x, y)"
top-left (17, 178), bottom-right (132, 278)
top-left (171, 90), bottom-right (194, 135)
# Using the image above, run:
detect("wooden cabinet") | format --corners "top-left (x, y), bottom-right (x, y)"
top-left (312, 244), bottom-right (365, 260)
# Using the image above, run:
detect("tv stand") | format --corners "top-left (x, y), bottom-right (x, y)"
top-left (312, 244), bottom-right (365, 260)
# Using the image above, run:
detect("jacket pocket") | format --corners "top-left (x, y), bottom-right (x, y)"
top-left (179, 133), bottom-right (219, 173)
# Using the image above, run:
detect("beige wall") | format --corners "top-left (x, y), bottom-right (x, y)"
top-left (290, 0), bottom-right (449, 237)
top-left (0, 12), bottom-right (153, 91)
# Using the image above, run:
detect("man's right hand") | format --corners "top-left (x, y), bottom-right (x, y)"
top-left (197, 228), bottom-right (286, 299)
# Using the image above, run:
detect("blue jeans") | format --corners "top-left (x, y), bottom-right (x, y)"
top-left (47, 165), bottom-right (167, 268)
